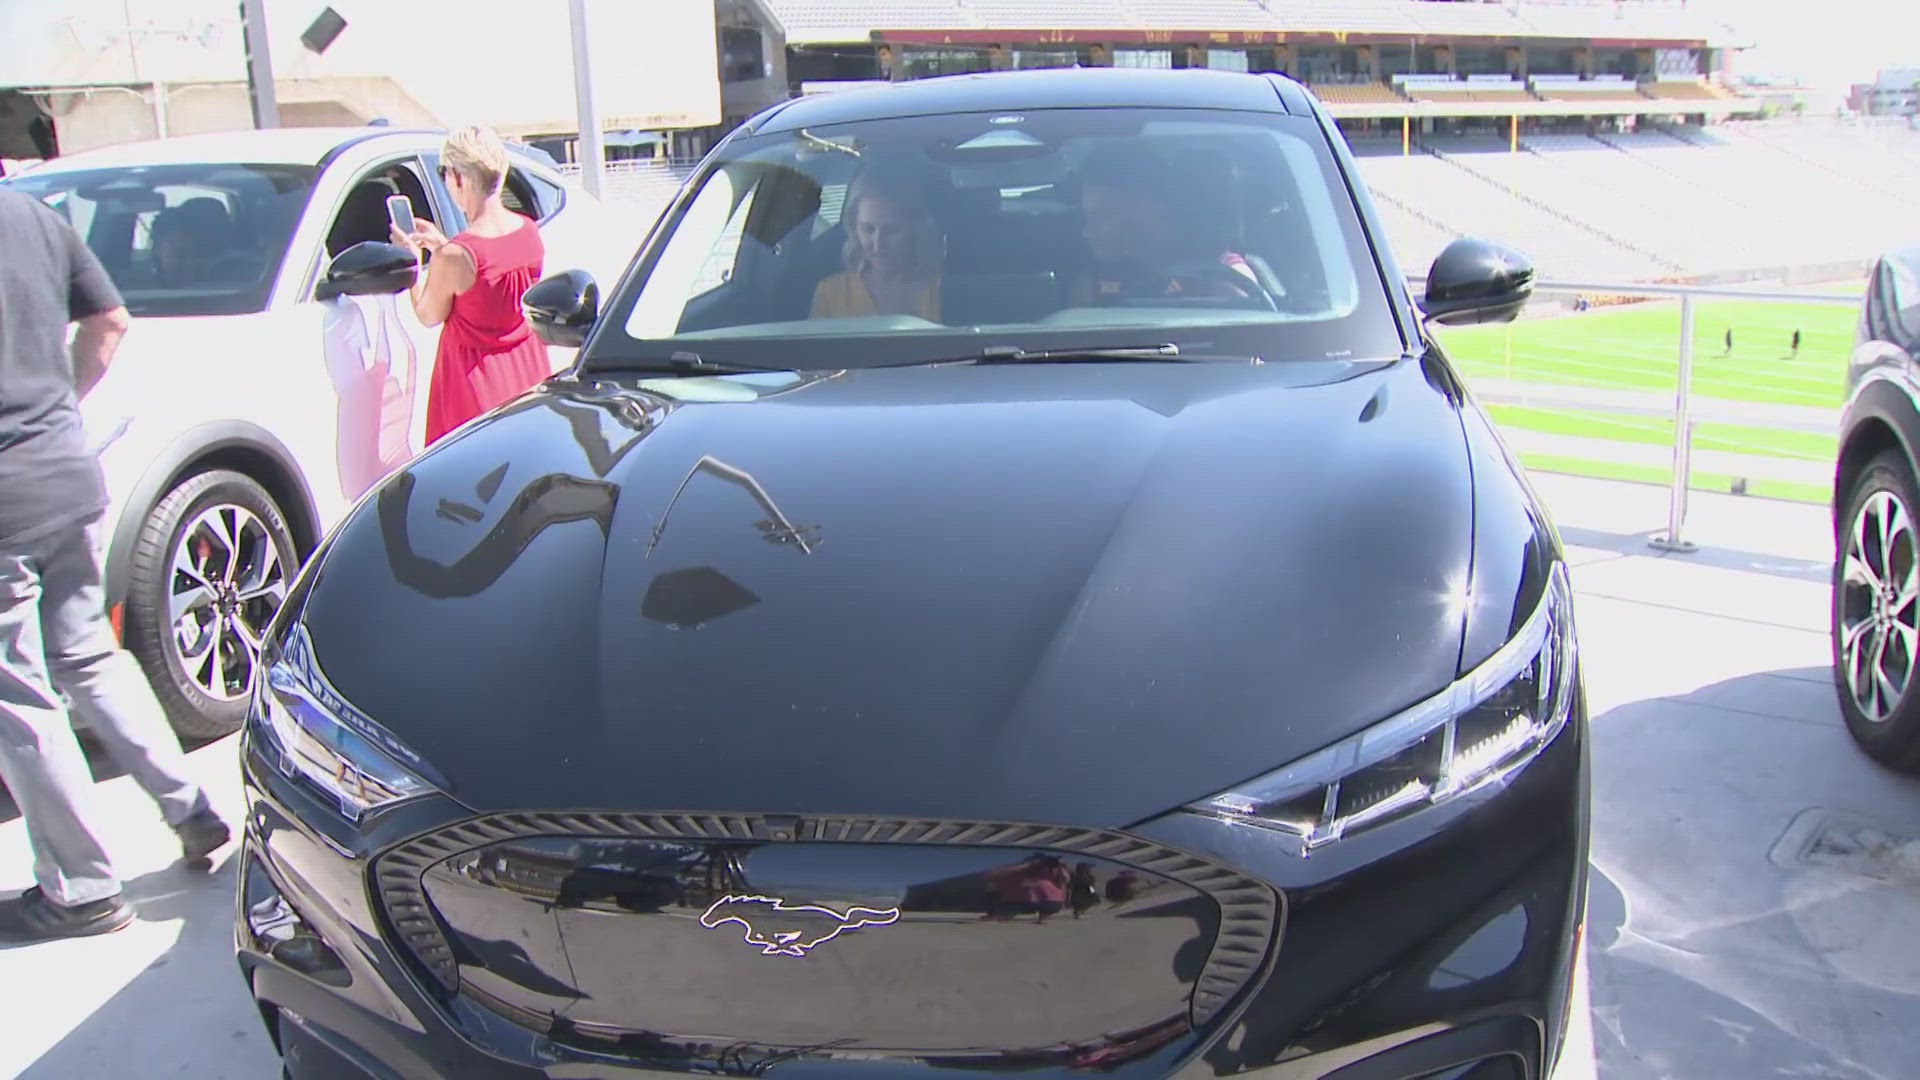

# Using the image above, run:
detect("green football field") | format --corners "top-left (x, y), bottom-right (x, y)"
top-left (1431, 293), bottom-right (1862, 504)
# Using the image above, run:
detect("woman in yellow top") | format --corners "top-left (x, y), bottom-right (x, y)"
top-left (811, 163), bottom-right (945, 322)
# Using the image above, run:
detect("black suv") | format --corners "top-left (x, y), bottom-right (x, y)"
top-left (239, 69), bottom-right (1589, 1080)
top-left (1834, 243), bottom-right (1920, 771)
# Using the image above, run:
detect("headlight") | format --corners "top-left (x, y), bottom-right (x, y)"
top-left (1192, 562), bottom-right (1577, 851)
top-left (249, 624), bottom-right (441, 823)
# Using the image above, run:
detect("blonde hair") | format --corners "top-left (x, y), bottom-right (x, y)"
top-left (840, 163), bottom-right (944, 278)
top-left (441, 125), bottom-right (509, 195)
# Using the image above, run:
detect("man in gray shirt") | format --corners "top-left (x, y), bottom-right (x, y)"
top-left (0, 186), bottom-right (230, 942)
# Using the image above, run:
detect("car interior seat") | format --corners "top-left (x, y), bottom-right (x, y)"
top-left (152, 197), bottom-right (250, 281)
top-left (938, 184), bottom-right (1076, 324)
top-left (328, 180), bottom-right (399, 258)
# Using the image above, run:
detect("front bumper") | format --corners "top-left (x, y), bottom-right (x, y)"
top-left (237, 694), bottom-right (1589, 1080)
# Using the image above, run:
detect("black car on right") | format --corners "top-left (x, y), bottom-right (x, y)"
top-left (1835, 243), bottom-right (1920, 771)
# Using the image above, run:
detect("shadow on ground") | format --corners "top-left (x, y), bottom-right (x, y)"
top-left (11, 855), bottom-right (280, 1078)
top-left (1556, 524), bottom-right (1831, 585)
top-left (1585, 666), bottom-right (1920, 1080)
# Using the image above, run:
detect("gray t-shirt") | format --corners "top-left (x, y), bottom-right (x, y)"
top-left (0, 187), bottom-right (123, 545)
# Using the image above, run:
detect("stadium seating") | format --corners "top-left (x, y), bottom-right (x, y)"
top-left (1640, 80), bottom-right (1735, 102)
top-left (572, 112), bottom-right (1920, 290)
top-left (1530, 75), bottom-right (1643, 103)
top-left (770, 0), bottom-right (1723, 38)
top-left (760, 0), bottom-right (1913, 287)
top-left (1357, 147), bottom-right (1670, 282)
top-left (1117, 0), bottom-right (1275, 30)
top-left (1310, 83), bottom-right (1405, 106)
top-left (1347, 121), bottom-right (1920, 283)
top-left (1363, 187), bottom-right (1462, 275)
top-left (1592, 127), bottom-right (1920, 270)
top-left (1498, 136), bottom-right (1716, 268)
top-left (1406, 80), bottom-right (1538, 105)
top-left (964, 0), bottom-right (1131, 28)
top-left (774, 0), bottom-right (976, 36)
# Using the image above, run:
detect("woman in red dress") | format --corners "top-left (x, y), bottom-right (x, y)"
top-left (391, 125), bottom-right (549, 446)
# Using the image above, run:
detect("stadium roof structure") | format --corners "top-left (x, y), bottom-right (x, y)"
top-left (767, 0), bottom-right (1741, 49)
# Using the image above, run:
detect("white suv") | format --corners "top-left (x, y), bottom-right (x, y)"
top-left (2, 127), bottom-right (636, 739)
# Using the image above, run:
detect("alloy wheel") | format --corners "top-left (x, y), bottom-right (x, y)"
top-left (1840, 489), bottom-right (1919, 723)
top-left (168, 503), bottom-right (289, 701)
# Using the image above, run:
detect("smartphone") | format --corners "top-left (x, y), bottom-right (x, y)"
top-left (386, 194), bottom-right (415, 236)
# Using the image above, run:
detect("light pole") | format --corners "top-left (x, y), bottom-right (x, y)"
top-left (119, 0), bottom-right (169, 137)
top-left (239, 0), bottom-right (279, 128)
top-left (569, 0), bottom-right (605, 197)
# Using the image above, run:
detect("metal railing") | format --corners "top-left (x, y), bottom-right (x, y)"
top-left (1424, 277), bottom-right (1861, 553)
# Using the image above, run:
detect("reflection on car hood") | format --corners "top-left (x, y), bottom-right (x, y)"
top-left (298, 358), bottom-right (1477, 829)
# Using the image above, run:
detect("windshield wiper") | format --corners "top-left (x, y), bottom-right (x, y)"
top-left (592, 351), bottom-right (792, 376)
top-left (877, 343), bottom-right (1192, 369)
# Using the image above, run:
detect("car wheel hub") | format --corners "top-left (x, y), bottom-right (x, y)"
top-left (167, 504), bottom-right (288, 702)
top-left (1841, 489), bottom-right (1918, 724)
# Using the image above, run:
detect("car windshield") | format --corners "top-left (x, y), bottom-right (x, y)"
top-left (592, 106), bottom-right (1404, 370)
top-left (3, 163), bottom-right (317, 317)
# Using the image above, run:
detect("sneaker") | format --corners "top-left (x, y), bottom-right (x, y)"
top-left (176, 807), bottom-right (232, 868)
top-left (0, 886), bottom-right (135, 942)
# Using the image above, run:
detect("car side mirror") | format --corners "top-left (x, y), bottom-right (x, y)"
top-left (525, 270), bottom-right (599, 348)
top-left (317, 241), bottom-right (418, 301)
top-left (1419, 238), bottom-right (1533, 327)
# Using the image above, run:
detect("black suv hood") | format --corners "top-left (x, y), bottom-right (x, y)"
top-left (298, 358), bottom-right (1477, 829)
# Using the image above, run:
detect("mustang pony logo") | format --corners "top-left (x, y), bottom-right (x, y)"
top-left (698, 895), bottom-right (900, 957)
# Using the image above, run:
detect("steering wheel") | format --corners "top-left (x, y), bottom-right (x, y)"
top-left (1109, 260), bottom-right (1281, 312)
top-left (204, 251), bottom-right (266, 284)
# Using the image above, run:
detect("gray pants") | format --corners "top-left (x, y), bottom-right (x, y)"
top-left (0, 515), bottom-right (204, 906)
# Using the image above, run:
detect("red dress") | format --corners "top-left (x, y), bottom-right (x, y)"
top-left (424, 217), bottom-right (549, 445)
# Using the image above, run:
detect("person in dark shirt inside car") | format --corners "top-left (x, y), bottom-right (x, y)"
top-left (1068, 146), bottom-right (1261, 308)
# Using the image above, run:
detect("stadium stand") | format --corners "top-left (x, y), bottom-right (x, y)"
top-left (1360, 121), bottom-right (1920, 281)
top-left (774, 0), bottom-right (971, 39)
top-left (1592, 127), bottom-right (1916, 268)
top-left (1641, 79), bottom-right (1737, 102)
top-left (963, 0), bottom-right (1133, 28)
top-left (1481, 135), bottom-right (1722, 270)
top-left (572, 120), bottom-right (1920, 288)
top-left (1311, 83), bottom-right (1405, 106)
top-left (1531, 76), bottom-right (1644, 104)
top-left (770, 0), bottom-right (1730, 44)
top-left (1412, 87), bottom-right (1539, 105)
top-left (1140, 0), bottom-right (1277, 28)
top-left (626, 1), bottom-right (1920, 286)
top-left (1358, 146), bottom-right (1672, 282)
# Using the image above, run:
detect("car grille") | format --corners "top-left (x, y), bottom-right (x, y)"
top-left (372, 811), bottom-right (1280, 1030)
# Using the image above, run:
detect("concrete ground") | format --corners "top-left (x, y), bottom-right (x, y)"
top-left (2, 471), bottom-right (1917, 1078)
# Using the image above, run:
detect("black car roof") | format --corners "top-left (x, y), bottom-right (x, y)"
top-left (751, 68), bottom-right (1314, 134)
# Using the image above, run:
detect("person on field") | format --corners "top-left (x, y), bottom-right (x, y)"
top-left (0, 187), bottom-right (230, 943)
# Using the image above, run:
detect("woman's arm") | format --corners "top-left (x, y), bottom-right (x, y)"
top-left (391, 220), bottom-right (476, 328)
top-left (407, 242), bottom-right (476, 328)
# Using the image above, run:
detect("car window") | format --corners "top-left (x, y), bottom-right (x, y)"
top-left (510, 166), bottom-right (565, 221)
top-left (323, 158), bottom-right (437, 260)
top-left (631, 172), bottom-right (761, 329)
top-left (599, 107), bottom-right (1403, 370)
top-left (1871, 249), bottom-right (1920, 355)
top-left (423, 155), bottom-right (562, 231)
top-left (4, 163), bottom-right (317, 317)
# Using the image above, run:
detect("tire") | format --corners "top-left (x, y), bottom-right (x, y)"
top-left (1832, 449), bottom-right (1920, 773)
top-left (123, 469), bottom-right (298, 741)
